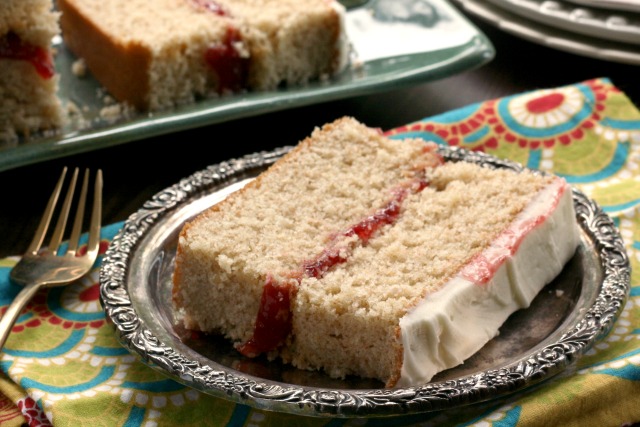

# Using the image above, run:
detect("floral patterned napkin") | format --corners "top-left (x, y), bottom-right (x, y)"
top-left (1, 77), bottom-right (639, 426)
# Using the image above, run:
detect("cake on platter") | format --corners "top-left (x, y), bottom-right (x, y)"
top-left (171, 116), bottom-right (580, 388)
top-left (57, 0), bottom-right (350, 111)
top-left (0, 0), bottom-right (65, 142)
top-left (1, 0), bottom-right (351, 141)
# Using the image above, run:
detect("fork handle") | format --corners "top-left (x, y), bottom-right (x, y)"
top-left (0, 283), bottom-right (43, 351)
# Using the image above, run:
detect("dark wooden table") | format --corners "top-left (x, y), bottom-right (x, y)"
top-left (1, 16), bottom-right (638, 259)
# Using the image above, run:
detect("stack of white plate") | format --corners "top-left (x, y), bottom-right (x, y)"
top-left (451, 0), bottom-right (640, 65)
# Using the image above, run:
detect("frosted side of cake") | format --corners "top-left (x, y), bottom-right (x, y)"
top-left (396, 178), bottom-right (578, 387)
top-left (287, 161), bottom-right (578, 387)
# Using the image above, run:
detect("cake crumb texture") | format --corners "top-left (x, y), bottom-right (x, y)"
top-left (173, 116), bottom-right (438, 342)
top-left (0, 0), bottom-right (65, 141)
top-left (57, 0), bottom-right (348, 110)
top-left (289, 162), bottom-right (554, 382)
top-left (172, 116), bottom-right (578, 387)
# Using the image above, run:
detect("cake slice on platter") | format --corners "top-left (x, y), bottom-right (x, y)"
top-left (172, 116), bottom-right (580, 388)
top-left (57, 0), bottom-right (350, 111)
top-left (0, 0), bottom-right (65, 142)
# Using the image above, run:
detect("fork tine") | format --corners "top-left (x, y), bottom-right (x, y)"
top-left (26, 167), bottom-right (68, 255)
top-left (0, 168), bottom-right (102, 351)
top-left (85, 169), bottom-right (103, 260)
top-left (66, 169), bottom-right (89, 256)
top-left (48, 168), bottom-right (79, 254)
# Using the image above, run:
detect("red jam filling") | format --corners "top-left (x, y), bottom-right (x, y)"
top-left (190, 0), bottom-right (247, 92)
top-left (237, 276), bottom-right (293, 357)
top-left (204, 27), bottom-right (248, 93)
top-left (0, 32), bottom-right (55, 79)
top-left (303, 247), bottom-right (348, 279)
top-left (238, 171), bottom-right (437, 358)
top-left (460, 217), bottom-right (542, 284)
top-left (460, 184), bottom-right (564, 284)
top-left (190, 0), bottom-right (229, 16)
top-left (303, 191), bottom-right (411, 279)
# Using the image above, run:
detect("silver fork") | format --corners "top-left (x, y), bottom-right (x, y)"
top-left (0, 167), bottom-right (102, 350)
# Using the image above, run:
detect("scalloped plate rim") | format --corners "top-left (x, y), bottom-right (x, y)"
top-left (99, 145), bottom-right (631, 418)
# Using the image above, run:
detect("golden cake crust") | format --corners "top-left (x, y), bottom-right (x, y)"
top-left (57, 0), bottom-right (348, 110)
top-left (58, 0), bottom-right (152, 109)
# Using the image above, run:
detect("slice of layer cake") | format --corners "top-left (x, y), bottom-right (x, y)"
top-left (57, 0), bottom-right (349, 111)
top-left (172, 117), bottom-right (580, 388)
top-left (0, 0), bottom-right (65, 142)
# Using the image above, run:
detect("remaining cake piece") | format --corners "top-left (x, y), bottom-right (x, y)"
top-left (57, 0), bottom-right (349, 111)
top-left (0, 0), bottom-right (65, 142)
top-left (172, 117), bottom-right (580, 388)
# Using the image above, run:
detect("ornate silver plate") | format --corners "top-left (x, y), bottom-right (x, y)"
top-left (99, 146), bottom-right (630, 417)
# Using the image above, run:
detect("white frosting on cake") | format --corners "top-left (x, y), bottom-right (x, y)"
top-left (397, 178), bottom-right (579, 387)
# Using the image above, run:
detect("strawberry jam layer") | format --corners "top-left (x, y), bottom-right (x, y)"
top-left (0, 32), bottom-right (55, 79)
top-left (237, 276), bottom-right (293, 357)
top-left (302, 187), bottom-right (416, 279)
top-left (237, 162), bottom-right (440, 358)
top-left (191, 0), bottom-right (248, 93)
top-left (204, 27), bottom-right (249, 93)
top-left (190, 0), bottom-right (229, 16)
top-left (397, 178), bottom-right (578, 387)
top-left (459, 180), bottom-right (565, 284)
